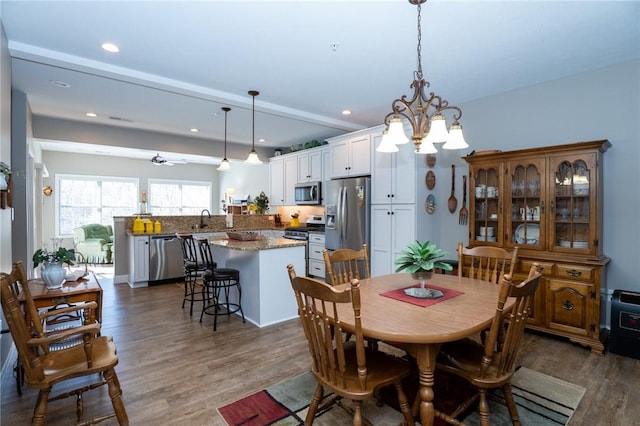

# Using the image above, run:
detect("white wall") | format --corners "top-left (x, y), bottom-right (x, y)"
top-left (424, 60), bottom-right (640, 295)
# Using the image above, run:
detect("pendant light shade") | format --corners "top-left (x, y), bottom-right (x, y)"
top-left (245, 90), bottom-right (263, 165)
top-left (375, 128), bottom-right (399, 153)
top-left (387, 117), bottom-right (409, 145)
top-left (442, 123), bottom-right (469, 150)
top-left (217, 107), bottom-right (232, 171)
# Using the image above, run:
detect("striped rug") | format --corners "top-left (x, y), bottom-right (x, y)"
top-left (217, 367), bottom-right (585, 426)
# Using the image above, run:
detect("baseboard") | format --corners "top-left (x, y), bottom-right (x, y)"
top-left (113, 274), bottom-right (128, 284)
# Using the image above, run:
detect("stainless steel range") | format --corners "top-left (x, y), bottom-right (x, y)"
top-left (283, 215), bottom-right (325, 274)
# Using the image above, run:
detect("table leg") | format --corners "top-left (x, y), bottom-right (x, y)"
top-left (413, 343), bottom-right (441, 426)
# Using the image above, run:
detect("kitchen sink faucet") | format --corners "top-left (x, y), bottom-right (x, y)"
top-left (200, 209), bottom-right (211, 229)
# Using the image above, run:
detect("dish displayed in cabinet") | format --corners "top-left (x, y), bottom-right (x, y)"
top-left (515, 224), bottom-right (540, 244)
top-left (559, 240), bottom-right (588, 249)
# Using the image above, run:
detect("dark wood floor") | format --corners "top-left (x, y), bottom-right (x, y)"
top-left (2, 270), bottom-right (639, 425)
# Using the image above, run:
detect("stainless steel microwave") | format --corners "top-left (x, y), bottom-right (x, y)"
top-left (294, 181), bottom-right (322, 205)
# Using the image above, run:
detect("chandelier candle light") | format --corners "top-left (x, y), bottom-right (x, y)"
top-left (377, 0), bottom-right (469, 154)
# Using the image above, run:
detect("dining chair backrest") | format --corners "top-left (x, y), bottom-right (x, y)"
top-left (481, 264), bottom-right (542, 379)
top-left (457, 241), bottom-right (519, 284)
top-left (287, 264), bottom-right (367, 389)
top-left (323, 244), bottom-right (370, 286)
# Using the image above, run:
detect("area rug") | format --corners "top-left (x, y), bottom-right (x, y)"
top-left (217, 367), bottom-right (585, 426)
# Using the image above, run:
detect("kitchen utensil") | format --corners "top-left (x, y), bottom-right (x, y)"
top-left (459, 175), bottom-right (468, 225)
top-left (448, 164), bottom-right (457, 213)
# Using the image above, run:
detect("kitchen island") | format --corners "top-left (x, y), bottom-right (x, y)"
top-left (208, 236), bottom-right (306, 327)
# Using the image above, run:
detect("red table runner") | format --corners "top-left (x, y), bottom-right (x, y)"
top-left (380, 284), bottom-right (464, 307)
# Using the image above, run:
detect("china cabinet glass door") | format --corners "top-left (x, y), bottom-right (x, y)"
top-left (471, 164), bottom-right (502, 245)
top-left (549, 154), bottom-right (596, 253)
top-left (506, 159), bottom-right (545, 249)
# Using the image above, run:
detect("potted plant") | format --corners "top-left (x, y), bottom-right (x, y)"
top-left (253, 191), bottom-right (269, 215)
top-left (395, 240), bottom-right (453, 297)
top-left (33, 246), bottom-right (76, 289)
top-left (0, 161), bottom-right (10, 190)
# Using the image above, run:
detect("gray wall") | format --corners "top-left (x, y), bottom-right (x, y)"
top-left (423, 60), bottom-right (639, 299)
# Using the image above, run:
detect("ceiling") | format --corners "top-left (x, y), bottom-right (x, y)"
top-left (3, 0), bottom-right (639, 164)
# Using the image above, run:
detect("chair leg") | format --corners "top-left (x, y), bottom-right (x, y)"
top-left (478, 389), bottom-right (490, 426)
top-left (502, 384), bottom-right (521, 426)
top-left (394, 381), bottom-right (415, 426)
top-left (352, 399), bottom-right (363, 426)
top-left (32, 388), bottom-right (50, 426)
top-left (104, 368), bottom-right (129, 425)
top-left (305, 384), bottom-right (324, 425)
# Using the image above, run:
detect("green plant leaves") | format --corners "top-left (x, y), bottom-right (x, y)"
top-left (394, 240), bottom-right (453, 273)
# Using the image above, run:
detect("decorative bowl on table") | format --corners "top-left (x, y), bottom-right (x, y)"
top-left (226, 231), bottom-right (261, 241)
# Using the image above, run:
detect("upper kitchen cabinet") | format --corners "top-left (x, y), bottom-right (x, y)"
top-left (297, 149), bottom-right (324, 183)
top-left (371, 130), bottom-right (416, 205)
top-left (327, 131), bottom-right (372, 179)
top-left (269, 155), bottom-right (297, 206)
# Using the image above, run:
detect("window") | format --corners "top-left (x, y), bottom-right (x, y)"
top-left (148, 179), bottom-right (211, 215)
top-left (57, 174), bottom-right (138, 236)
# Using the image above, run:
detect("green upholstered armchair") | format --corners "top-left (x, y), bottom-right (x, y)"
top-left (73, 224), bottom-right (114, 263)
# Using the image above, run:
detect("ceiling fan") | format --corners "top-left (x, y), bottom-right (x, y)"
top-left (150, 153), bottom-right (187, 166)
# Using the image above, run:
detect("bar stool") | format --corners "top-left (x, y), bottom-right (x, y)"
top-left (195, 237), bottom-right (245, 331)
top-left (176, 233), bottom-right (207, 315)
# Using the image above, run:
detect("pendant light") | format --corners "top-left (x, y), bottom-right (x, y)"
top-left (217, 107), bottom-right (231, 171)
top-left (244, 90), bottom-right (263, 165)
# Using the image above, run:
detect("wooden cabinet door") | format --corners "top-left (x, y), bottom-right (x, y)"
top-left (548, 152), bottom-right (598, 255)
top-left (546, 279), bottom-right (594, 337)
top-left (505, 157), bottom-right (546, 250)
top-left (469, 161), bottom-right (504, 245)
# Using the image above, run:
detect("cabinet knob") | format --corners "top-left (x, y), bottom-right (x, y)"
top-left (387, 211), bottom-right (391, 215)
top-left (566, 269), bottom-right (582, 277)
top-left (562, 300), bottom-right (575, 311)
top-left (387, 194), bottom-right (391, 198)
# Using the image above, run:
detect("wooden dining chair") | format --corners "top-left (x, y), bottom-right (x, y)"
top-left (287, 264), bottom-right (414, 426)
top-left (1, 261), bottom-right (129, 425)
top-left (457, 241), bottom-right (519, 284)
top-left (434, 264), bottom-right (542, 426)
top-left (323, 244), bottom-right (370, 286)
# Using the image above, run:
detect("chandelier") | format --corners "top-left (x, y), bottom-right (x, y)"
top-left (377, 0), bottom-right (468, 154)
top-left (244, 90), bottom-right (263, 165)
top-left (217, 107), bottom-right (231, 171)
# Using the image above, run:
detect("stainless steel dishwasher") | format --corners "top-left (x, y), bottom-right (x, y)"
top-left (149, 234), bottom-right (184, 284)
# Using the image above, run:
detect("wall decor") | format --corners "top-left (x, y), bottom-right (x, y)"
top-left (425, 194), bottom-right (436, 214)
top-left (426, 154), bottom-right (436, 168)
top-left (425, 171), bottom-right (436, 190)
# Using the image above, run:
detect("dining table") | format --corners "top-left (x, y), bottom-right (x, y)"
top-left (333, 272), bottom-right (512, 426)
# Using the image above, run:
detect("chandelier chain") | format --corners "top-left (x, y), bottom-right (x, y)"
top-left (416, 3), bottom-right (423, 80)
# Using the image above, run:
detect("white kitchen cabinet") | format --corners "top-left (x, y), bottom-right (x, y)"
top-left (322, 147), bottom-right (331, 203)
top-left (297, 149), bottom-right (323, 183)
top-left (283, 155), bottom-right (298, 205)
top-left (269, 158), bottom-right (285, 206)
top-left (308, 233), bottom-right (326, 279)
top-left (328, 132), bottom-right (372, 178)
top-left (128, 234), bottom-right (149, 288)
top-left (370, 204), bottom-right (416, 277)
top-left (371, 131), bottom-right (416, 205)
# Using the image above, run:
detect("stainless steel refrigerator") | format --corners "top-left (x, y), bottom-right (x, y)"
top-left (325, 176), bottom-right (370, 252)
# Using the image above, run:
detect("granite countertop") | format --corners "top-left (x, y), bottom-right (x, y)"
top-left (208, 236), bottom-right (306, 251)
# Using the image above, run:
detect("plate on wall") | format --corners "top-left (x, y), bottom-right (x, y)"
top-left (425, 194), bottom-right (436, 214)
top-left (425, 171), bottom-right (436, 190)
top-left (515, 224), bottom-right (540, 244)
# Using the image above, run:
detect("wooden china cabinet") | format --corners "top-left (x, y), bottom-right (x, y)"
top-left (465, 140), bottom-right (610, 354)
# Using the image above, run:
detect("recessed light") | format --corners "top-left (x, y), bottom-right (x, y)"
top-left (101, 42), bottom-right (120, 53)
top-left (342, 110), bottom-right (351, 115)
top-left (190, 128), bottom-right (199, 133)
top-left (50, 80), bottom-right (70, 88)
top-left (258, 138), bottom-right (266, 143)
top-left (85, 112), bottom-right (98, 117)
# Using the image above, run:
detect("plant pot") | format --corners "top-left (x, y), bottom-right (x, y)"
top-left (411, 270), bottom-right (433, 282)
top-left (41, 261), bottom-right (66, 289)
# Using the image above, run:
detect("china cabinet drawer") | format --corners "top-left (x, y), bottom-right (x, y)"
top-left (555, 264), bottom-right (594, 282)
top-left (519, 259), bottom-right (554, 276)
